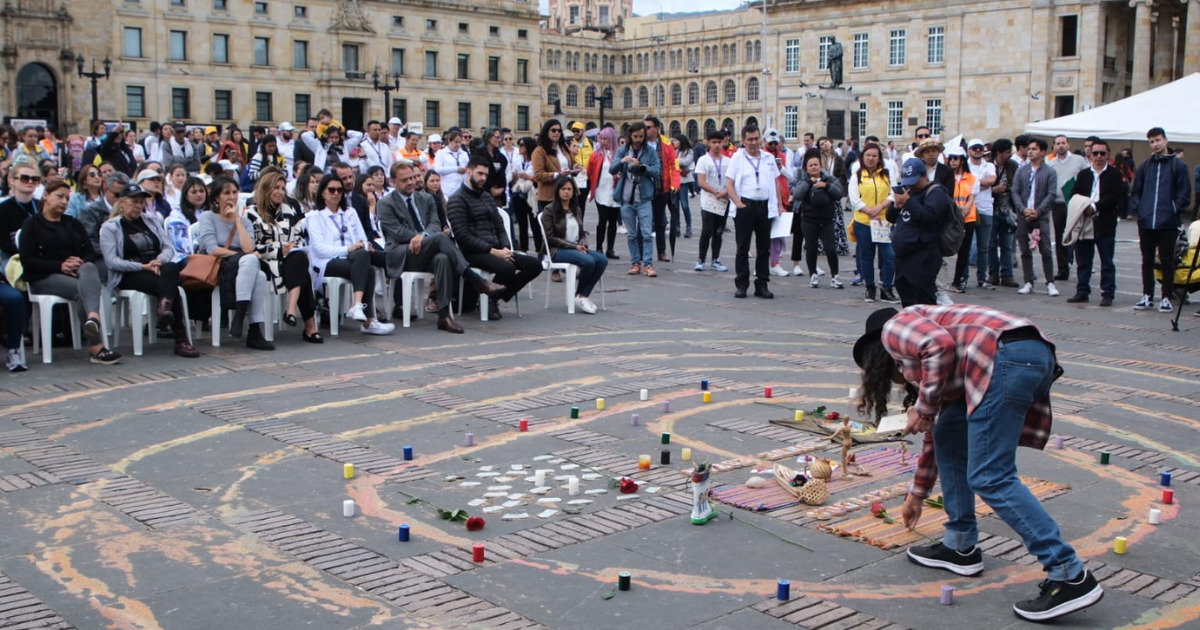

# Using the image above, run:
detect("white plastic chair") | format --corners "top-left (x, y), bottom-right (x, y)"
top-left (323, 276), bottom-right (355, 336)
top-left (534, 212), bottom-right (605, 314)
top-left (398, 271), bottom-right (434, 327)
top-left (111, 287), bottom-right (193, 355)
top-left (28, 294), bottom-right (83, 364)
top-left (456, 208), bottom-right (522, 320)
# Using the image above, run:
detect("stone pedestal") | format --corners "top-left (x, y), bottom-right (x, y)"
top-left (801, 88), bottom-right (858, 142)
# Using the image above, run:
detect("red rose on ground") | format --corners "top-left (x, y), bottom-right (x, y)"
top-left (619, 477), bottom-right (639, 494)
top-left (827, 411), bottom-right (840, 420)
top-left (465, 517), bottom-right (486, 531)
top-left (870, 501), bottom-right (884, 516)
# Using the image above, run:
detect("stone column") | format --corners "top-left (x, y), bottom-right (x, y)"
top-left (1131, 0), bottom-right (1154, 93)
top-left (1184, 0), bottom-right (1200, 75)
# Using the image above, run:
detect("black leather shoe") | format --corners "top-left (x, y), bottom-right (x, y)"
top-left (753, 288), bottom-right (774, 299)
top-left (734, 288), bottom-right (747, 298)
top-left (1054, 272), bottom-right (1069, 281)
top-left (438, 315), bottom-right (464, 333)
top-left (1099, 295), bottom-right (1113, 307)
top-left (476, 279), bottom-right (506, 298)
top-left (487, 300), bottom-right (502, 321)
top-left (1066, 293), bottom-right (1089, 303)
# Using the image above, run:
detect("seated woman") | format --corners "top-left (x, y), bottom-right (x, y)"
top-left (0, 267), bottom-right (29, 373)
top-left (18, 180), bottom-right (121, 364)
top-left (305, 174), bottom-right (394, 336)
top-left (195, 176), bottom-right (274, 350)
top-left (540, 177), bottom-right (606, 314)
top-left (244, 171), bottom-right (321, 343)
top-left (100, 184), bottom-right (199, 357)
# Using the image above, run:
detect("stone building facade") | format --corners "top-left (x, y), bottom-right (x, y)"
top-left (541, 0), bottom-right (1200, 143)
top-left (1, 0), bottom-right (544, 136)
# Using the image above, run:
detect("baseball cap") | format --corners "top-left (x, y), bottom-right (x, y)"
top-left (135, 169), bottom-right (162, 184)
top-left (899, 158), bottom-right (927, 187)
top-left (428, 134), bottom-right (443, 144)
top-left (764, 128), bottom-right (782, 143)
top-left (968, 138), bottom-right (986, 149)
top-left (278, 122), bottom-right (295, 132)
top-left (204, 126), bottom-right (218, 135)
top-left (570, 121), bottom-right (585, 131)
top-left (388, 117), bottom-right (403, 126)
top-left (119, 183), bottom-right (152, 199)
top-left (172, 122), bottom-right (187, 132)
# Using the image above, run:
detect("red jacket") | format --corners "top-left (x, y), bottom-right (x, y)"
top-left (587, 150), bottom-right (615, 202)
top-left (655, 136), bottom-right (678, 193)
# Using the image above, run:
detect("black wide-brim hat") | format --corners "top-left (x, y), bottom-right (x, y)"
top-left (853, 307), bottom-right (899, 367)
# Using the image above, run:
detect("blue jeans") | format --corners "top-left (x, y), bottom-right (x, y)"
top-left (552, 248), bottom-right (608, 298)
top-left (677, 188), bottom-right (693, 230)
top-left (974, 213), bottom-right (994, 283)
top-left (621, 199), bottom-right (654, 265)
top-left (852, 221), bottom-right (895, 289)
top-left (932, 339), bottom-right (1084, 582)
top-left (0, 282), bottom-right (28, 350)
top-left (989, 214), bottom-right (1016, 280)
top-left (1075, 235), bottom-right (1116, 298)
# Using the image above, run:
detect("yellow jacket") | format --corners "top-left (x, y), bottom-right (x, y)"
top-left (573, 136), bottom-right (593, 169)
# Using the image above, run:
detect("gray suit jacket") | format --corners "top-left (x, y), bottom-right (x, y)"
top-left (1011, 162), bottom-right (1058, 219)
top-left (377, 189), bottom-right (442, 277)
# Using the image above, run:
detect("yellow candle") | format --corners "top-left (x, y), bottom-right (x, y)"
top-left (343, 463), bottom-right (355, 479)
top-left (596, 398), bottom-right (606, 410)
top-left (702, 392), bottom-right (712, 403)
top-left (1114, 537), bottom-right (1127, 555)
top-left (681, 448), bottom-right (692, 461)
top-left (794, 410), bottom-right (804, 422)
top-left (638, 454), bottom-right (652, 470)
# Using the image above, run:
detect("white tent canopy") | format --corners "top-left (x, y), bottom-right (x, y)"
top-left (1024, 73), bottom-right (1200, 143)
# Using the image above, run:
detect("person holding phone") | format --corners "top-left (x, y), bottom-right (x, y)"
top-left (791, 149), bottom-right (845, 288)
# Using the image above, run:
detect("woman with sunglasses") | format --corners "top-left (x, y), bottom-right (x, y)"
top-left (306, 173), bottom-right (394, 336)
top-left (532, 120), bottom-right (577, 212)
top-left (245, 171), bottom-right (320, 342)
top-left (196, 176), bottom-right (274, 350)
top-left (19, 179), bottom-right (120, 364)
top-left (68, 164), bottom-right (104, 219)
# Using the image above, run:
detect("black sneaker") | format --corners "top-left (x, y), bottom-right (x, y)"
top-left (1013, 569), bottom-right (1103, 622)
top-left (906, 542), bottom-right (984, 576)
top-left (879, 287), bottom-right (900, 304)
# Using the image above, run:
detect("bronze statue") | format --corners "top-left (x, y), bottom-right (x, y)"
top-left (827, 37), bottom-right (844, 88)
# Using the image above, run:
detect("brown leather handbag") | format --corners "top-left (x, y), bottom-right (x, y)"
top-left (180, 225), bottom-right (238, 290)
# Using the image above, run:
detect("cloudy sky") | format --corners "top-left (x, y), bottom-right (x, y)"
top-left (539, 0), bottom-right (747, 15)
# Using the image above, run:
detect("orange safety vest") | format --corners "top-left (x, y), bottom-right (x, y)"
top-left (953, 171), bottom-right (977, 223)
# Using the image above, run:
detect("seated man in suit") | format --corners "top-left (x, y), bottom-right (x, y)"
top-left (446, 156), bottom-right (543, 320)
top-left (377, 160), bottom-right (504, 333)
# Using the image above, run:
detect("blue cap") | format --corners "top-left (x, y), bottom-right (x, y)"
top-left (899, 158), bottom-right (927, 187)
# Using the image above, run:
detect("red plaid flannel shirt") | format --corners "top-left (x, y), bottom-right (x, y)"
top-left (880, 305), bottom-right (1058, 498)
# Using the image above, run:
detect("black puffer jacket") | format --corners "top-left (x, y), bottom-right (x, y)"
top-left (446, 183), bottom-right (509, 255)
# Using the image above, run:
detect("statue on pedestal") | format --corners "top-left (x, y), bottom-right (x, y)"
top-left (827, 37), bottom-right (844, 88)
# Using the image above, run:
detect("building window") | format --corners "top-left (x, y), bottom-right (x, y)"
top-left (599, 6), bottom-right (610, 25)
top-left (426, 100), bottom-right (440, 128)
top-left (213, 34), bottom-right (229, 63)
top-left (488, 56), bottom-right (500, 81)
top-left (425, 18), bottom-right (437, 31)
top-left (783, 105), bottom-right (798, 139)
top-left (169, 30), bottom-right (187, 61)
top-left (723, 79), bottom-right (736, 103)
top-left (705, 81), bottom-right (717, 104)
top-left (887, 100), bottom-right (904, 138)
top-left (853, 33), bottom-right (869, 69)
top-left (682, 82), bottom-right (696, 106)
top-left (457, 54), bottom-right (469, 79)
top-left (819, 36), bottom-right (833, 71)
top-left (1059, 15), bottom-right (1079, 57)
top-left (670, 83), bottom-right (682, 106)
top-left (392, 15), bottom-right (403, 29)
top-left (859, 102), bottom-right (868, 137)
top-left (517, 105), bottom-right (529, 131)
top-left (654, 85), bottom-right (664, 107)
top-left (517, 59), bottom-right (528, 83)
top-left (889, 30), bottom-right (906, 66)
top-left (172, 87), bottom-right (191, 119)
top-left (126, 86), bottom-right (145, 118)
top-left (458, 22), bottom-right (469, 34)
top-left (171, 0), bottom-right (184, 7)
top-left (518, 29), bottom-right (528, 39)
top-left (925, 99), bottom-right (942, 134)
top-left (566, 85), bottom-right (579, 107)
top-left (254, 1), bottom-right (267, 14)
top-left (489, 104), bottom-right (501, 127)
top-left (389, 48), bottom-right (404, 76)
top-left (425, 51), bottom-right (438, 77)
top-left (569, 5), bottom-right (579, 24)
top-left (785, 38), bottom-right (800, 73)
top-left (489, 25), bottom-right (500, 37)
top-left (637, 86), bottom-right (648, 108)
top-left (293, 5), bottom-right (306, 18)
top-left (622, 88), bottom-right (633, 109)
top-left (547, 83), bottom-right (559, 104)
top-left (392, 99), bottom-right (407, 123)
top-left (254, 37), bottom-right (270, 66)
top-left (256, 92), bottom-right (273, 121)
top-left (214, 89), bottom-right (232, 119)
top-left (213, 0), bottom-right (227, 10)
top-left (295, 93), bottom-right (310, 121)
top-left (457, 102), bottom-right (471, 128)
top-left (585, 85), bottom-right (597, 108)
top-left (342, 44), bottom-right (360, 73)
top-left (293, 40), bottom-right (308, 68)
top-left (123, 27), bottom-right (143, 58)
top-left (746, 77), bottom-right (760, 101)
top-left (1054, 94), bottom-right (1075, 117)
top-left (927, 26), bottom-right (945, 64)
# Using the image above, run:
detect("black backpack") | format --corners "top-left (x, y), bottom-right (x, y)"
top-left (926, 183), bottom-right (965, 256)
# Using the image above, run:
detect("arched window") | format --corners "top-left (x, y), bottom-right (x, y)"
top-left (747, 41), bottom-right (754, 63)
top-left (622, 87), bottom-right (633, 109)
top-left (705, 81), bottom-right (718, 104)
top-left (747, 77), bottom-right (760, 101)
top-left (546, 49), bottom-right (554, 69)
top-left (547, 83), bottom-right (560, 104)
top-left (704, 118), bottom-right (717, 135)
top-left (574, 52), bottom-right (581, 71)
top-left (687, 120), bottom-right (699, 141)
top-left (583, 55), bottom-right (590, 73)
top-left (721, 44), bottom-right (728, 65)
top-left (609, 56), bottom-right (615, 74)
top-left (669, 121), bottom-right (681, 137)
top-left (688, 82), bottom-right (700, 105)
top-left (654, 85), bottom-right (664, 108)
top-left (670, 83), bottom-right (682, 106)
top-left (603, 86), bottom-right (614, 104)
top-left (704, 46), bottom-right (711, 67)
top-left (669, 50), bottom-right (675, 70)
top-left (730, 44), bottom-right (737, 65)
top-left (566, 85), bottom-right (579, 107)
top-left (638, 86), bottom-right (649, 108)
top-left (554, 50), bottom-right (562, 70)
top-left (585, 85), bottom-right (597, 108)
top-left (620, 56), bottom-right (627, 74)
top-left (601, 54), bottom-right (608, 74)
top-left (722, 117), bottom-right (735, 133)
top-left (723, 79), bottom-right (736, 103)
top-left (754, 41), bottom-right (762, 62)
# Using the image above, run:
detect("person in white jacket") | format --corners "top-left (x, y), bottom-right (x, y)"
top-left (433, 130), bottom-right (471, 198)
top-left (299, 125), bottom-right (363, 172)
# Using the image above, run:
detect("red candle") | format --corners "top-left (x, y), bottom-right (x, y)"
top-left (1163, 489), bottom-right (1174, 504)
top-left (472, 543), bottom-right (485, 562)
top-left (519, 418), bottom-right (529, 432)
top-left (764, 387), bottom-right (773, 398)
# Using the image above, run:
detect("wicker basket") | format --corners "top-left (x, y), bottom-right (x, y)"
top-left (773, 463), bottom-right (830, 505)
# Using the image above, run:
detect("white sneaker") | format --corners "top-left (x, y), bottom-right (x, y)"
top-left (830, 276), bottom-right (844, 289)
top-left (816, 266), bottom-right (827, 277)
top-left (769, 264), bottom-right (790, 277)
top-left (1133, 295), bottom-right (1152, 310)
top-left (6, 348), bottom-right (26, 373)
top-left (693, 260), bottom-right (704, 271)
top-left (936, 292), bottom-right (954, 305)
top-left (1159, 297), bottom-right (1174, 313)
top-left (575, 296), bottom-right (597, 314)
top-left (810, 276), bottom-right (820, 288)
top-left (1046, 282), bottom-right (1060, 297)
top-left (345, 302), bottom-right (368, 322)
top-left (1018, 283), bottom-right (1034, 295)
top-left (583, 297), bottom-right (599, 313)
top-left (360, 320), bottom-right (395, 335)
top-left (617, 225), bottom-right (628, 235)
top-left (791, 265), bottom-right (805, 277)
top-left (711, 260), bottom-right (728, 272)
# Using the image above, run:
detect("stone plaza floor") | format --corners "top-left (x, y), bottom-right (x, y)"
top-left (0, 217), bottom-right (1197, 630)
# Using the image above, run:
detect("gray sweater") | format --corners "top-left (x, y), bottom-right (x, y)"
top-left (196, 211), bottom-right (253, 254)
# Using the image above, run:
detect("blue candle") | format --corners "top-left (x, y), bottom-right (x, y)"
top-left (398, 524), bottom-right (410, 542)
top-left (701, 379), bottom-right (709, 391)
top-left (403, 445), bottom-right (413, 460)
top-left (1161, 471), bottom-right (1172, 487)
top-left (777, 580), bottom-right (790, 600)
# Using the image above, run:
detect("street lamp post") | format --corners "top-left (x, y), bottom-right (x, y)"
top-left (596, 94), bottom-right (613, 129)
top-left (372, 69), bottom-right (401, 120)
top-left (76, 54), bottom-right (111, 124)
top-left (649, 34), bottom-right (667, 114)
